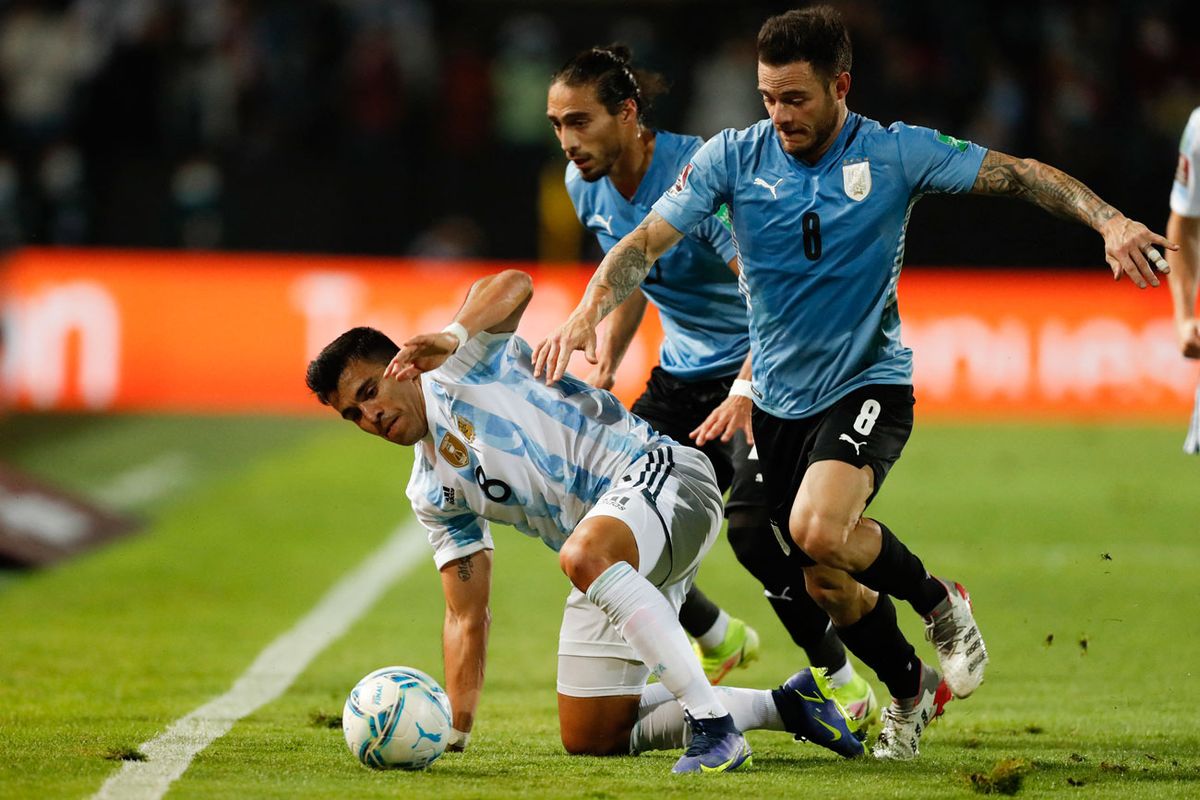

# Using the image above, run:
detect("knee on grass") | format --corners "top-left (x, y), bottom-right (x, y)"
top-left (560, 726), bottom-right (633, 757)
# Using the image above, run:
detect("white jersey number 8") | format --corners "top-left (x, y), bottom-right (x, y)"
top-left (853, 399), bottom-right (881, 436)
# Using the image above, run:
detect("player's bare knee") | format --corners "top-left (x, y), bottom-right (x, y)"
top-left (557, 538), bottom-right (589, 588)
top-left (558, 538), bottom-right (611, 592)
top-left (788, 508), bottom-right (848, 564)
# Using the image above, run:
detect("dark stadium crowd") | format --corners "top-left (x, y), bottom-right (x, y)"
top-left (0, 0), bottom-right (1196, 265)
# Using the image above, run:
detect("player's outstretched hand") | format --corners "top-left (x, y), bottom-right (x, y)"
top-left (384, 332), bottom-right (460, 381)
top-left (691, 395), bottom-right (754, 447)
top-left (1179, 318), bottom-right (1200, 360)
top-left (1100, 216), bottom-right (1177, 289)
top-left (532, 311), bottom-right (598, 384)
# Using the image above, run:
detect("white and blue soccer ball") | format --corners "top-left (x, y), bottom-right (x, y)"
top-left (342, 666), bottom-right (453, 770)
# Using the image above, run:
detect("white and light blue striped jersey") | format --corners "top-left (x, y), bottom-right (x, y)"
top-left (566, 130), bottom-right (749, 381)
top-left (653, 114), bottom-right (987, 418)
top-left (1171, 107), bottom-right (1200, 217)
top-left (406, 330), bottom-right (673, 568)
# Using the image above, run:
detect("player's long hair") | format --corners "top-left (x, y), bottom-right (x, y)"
top-left (306, 327), bottom-right (400, 404)
top-left (550, 44), bottom-right (668, 125)
top-left (757, 5), bottom-right (852, 80)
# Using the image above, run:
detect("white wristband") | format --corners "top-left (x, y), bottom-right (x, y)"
top-left (728, 379), bottom-right (754, 399)
top-left (441, 322), bottom-right (469, 352)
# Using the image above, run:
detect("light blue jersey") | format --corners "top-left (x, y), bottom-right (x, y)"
top-left (567, 130), bottom-right (749, 381)
top-left (406, 330), bottom-right (673, 568)
top-left (653, 114), bottom-right (987, 418)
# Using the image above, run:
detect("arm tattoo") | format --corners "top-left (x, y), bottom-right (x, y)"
top-left (972, 151), bottom-right (1117, 230)
top-left (456, 554), bottom-right (474, 582)
top-left (587, 221), bottom-right (656, 317)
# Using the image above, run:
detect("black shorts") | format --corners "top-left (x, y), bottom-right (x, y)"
top-left (630, 366), bottom-right (765, 514)
top-left (751, 384), bottom-right (914, 537)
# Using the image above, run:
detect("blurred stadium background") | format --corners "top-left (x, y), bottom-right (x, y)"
top-left (0, 0), bottom-right (1194, 262)
top-left (2, 2), bottom-right (1199, 798)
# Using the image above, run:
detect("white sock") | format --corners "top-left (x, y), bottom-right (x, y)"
top-left (695, 609), bottom-right (730, 652)
top-left (586, 562), bottom-right (728, 720)
top-left (629, 682), bottom-right (783, 754)
top-left (828, 661), bottom-right (855, 689)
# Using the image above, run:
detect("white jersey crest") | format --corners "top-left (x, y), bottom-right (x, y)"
top-left (842, 160), bottom-right (871, 201)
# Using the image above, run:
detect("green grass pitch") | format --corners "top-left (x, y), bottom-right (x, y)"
top-left (0, 414), bottom-right (1197, 798)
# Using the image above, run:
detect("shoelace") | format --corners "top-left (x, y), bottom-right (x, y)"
top-left (882, 682), bottom-right (934, 726)
top-left (927, 608), bottom-right (964, 646)
top-left (682, 715), bottom-right (723, 757)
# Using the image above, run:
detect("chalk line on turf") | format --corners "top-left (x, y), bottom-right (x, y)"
top-left (92, 522), bottom-right (427, 800)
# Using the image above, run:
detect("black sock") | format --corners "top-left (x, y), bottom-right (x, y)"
top-left (798, 623), bottom-right (848, 676)
top-left (678, 584), bottom-right (721, 639)
top-left (850, 520), bottom-right (947, 617)
top-left (726, 516), bottom-right (849, 673)
top-left (835, 595), bottom-right (920, 699)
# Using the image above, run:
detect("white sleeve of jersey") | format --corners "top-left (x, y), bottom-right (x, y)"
top-left (432, 330), bottom-right (514, 383)
top-left (418, 505), bottom-right (493, 570)
top-left (407, 452), bottom-right (493, 569)
top-left (1170, 107), bottom-right (1200, 217)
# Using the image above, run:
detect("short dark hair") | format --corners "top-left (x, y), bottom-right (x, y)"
top-left (757, 6), bottom-right (852, 80)
top-left (305, 326), bottom-right (399, 404)
top-left (550, 44), bottom-right (668, 124)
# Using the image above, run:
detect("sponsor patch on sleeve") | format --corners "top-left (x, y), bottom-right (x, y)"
top-left (715, 203), bottom-right (732, 230)
top-left (666, 163), bottom-right (693, 197)
top-left (935, 132), bottom-right (970, 152)
top-left (1176, 153), bottom-right (1191, 188)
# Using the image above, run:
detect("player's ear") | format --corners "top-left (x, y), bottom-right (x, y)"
top-left (620, 97), bottom-right (638, 125)
top-left (832, 71), bottom-right (851, 101)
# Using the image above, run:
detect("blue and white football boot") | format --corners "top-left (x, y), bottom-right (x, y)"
top-left (771, 667), bottom-right (865, 758)
top-left (671, 712), bottom-right (752, 774)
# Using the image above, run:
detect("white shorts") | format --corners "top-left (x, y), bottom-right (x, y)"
top-left (556, 445), bottom-right (724, 697)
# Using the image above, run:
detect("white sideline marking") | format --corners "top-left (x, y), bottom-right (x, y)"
top-left (93, 522), bottom-right (428, 800)
top-left (92, 453), bottom-right (193, 510)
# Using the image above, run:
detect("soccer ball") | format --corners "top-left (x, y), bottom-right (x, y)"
top-left (342, 666), bottom-right (453, 770)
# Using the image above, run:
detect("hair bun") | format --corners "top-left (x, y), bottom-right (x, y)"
top-left (598, 43), bottom-right (632, 64)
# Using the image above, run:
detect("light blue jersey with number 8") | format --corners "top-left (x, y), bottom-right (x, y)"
top-left (653, 113), bottom-right (986, 419)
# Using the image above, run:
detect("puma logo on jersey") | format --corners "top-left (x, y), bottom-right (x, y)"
top-left (588, 213), bottom-right (614, 236)
top-left (838, 433), bottom-right (866, 455)
top-left (753, 177), bottom-right (784, 199)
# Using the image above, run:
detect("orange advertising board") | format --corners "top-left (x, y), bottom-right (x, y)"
top-left (0, 249), bottom-right (663, 413)
top-left (1, 248), bottom-right (1195, 419)
top-left (900, 270), bottom-right (1197, 419)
